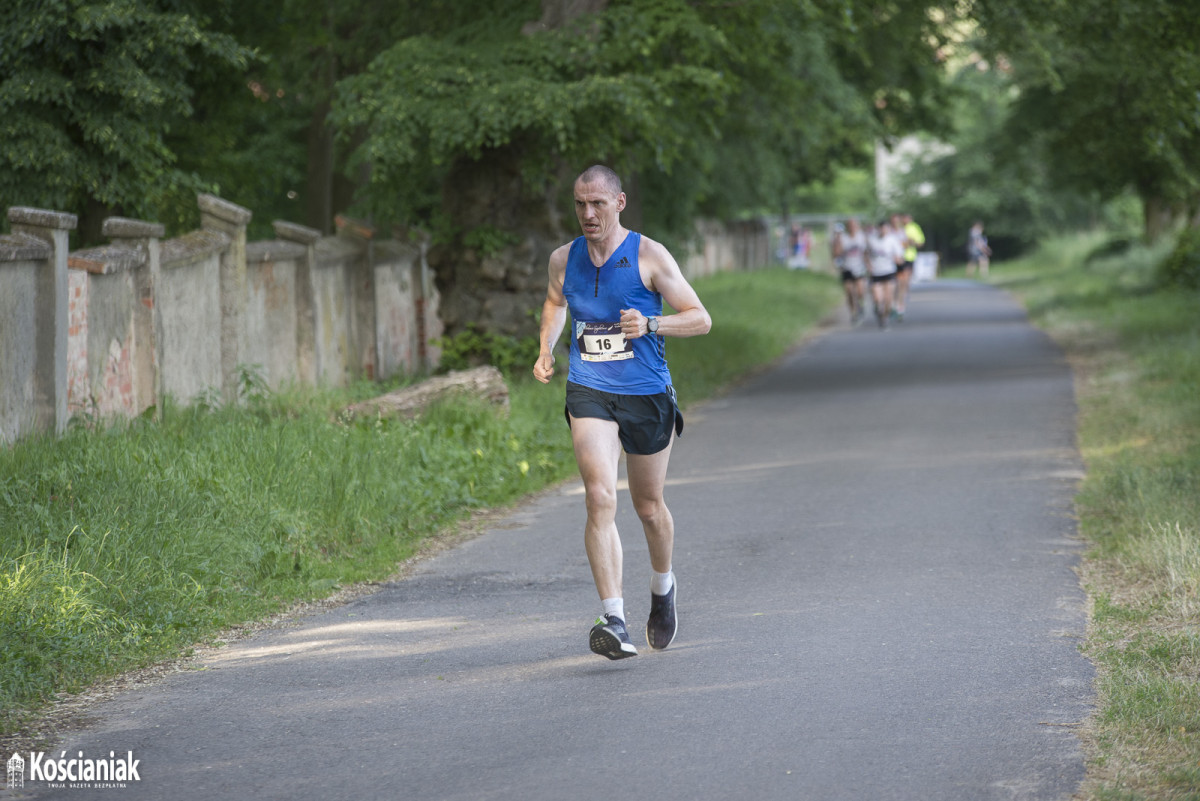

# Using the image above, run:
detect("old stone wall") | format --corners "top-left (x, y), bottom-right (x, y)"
top-left (1, 196), bottom-right (442, 443)
top-left (681, 219), bottom-right (772, 280)
top-left (2, 191), bottom-right (760, 445)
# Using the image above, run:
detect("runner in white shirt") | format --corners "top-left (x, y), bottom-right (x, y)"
top-left (865, 220), bottom-right (905, 329)
top-left (834, 219), bottom-right (868, 324)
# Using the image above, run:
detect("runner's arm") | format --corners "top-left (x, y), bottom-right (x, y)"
top-left (533, 246), bottom-right (570, 383)
top-left (622, 237), bottom-right (711, 339)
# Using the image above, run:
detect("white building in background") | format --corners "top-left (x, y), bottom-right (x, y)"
top-left (875, 135), bottom-right (956, 207)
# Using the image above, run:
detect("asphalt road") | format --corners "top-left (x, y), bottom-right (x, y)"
top-left (19, 279), bottom-right (1094, 801)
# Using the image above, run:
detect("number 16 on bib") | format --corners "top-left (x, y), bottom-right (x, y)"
top-left (577, 321), bottom-right (634, 362)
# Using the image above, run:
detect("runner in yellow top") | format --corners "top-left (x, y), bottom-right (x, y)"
top-left (895, 213), bottom-right (925, 321)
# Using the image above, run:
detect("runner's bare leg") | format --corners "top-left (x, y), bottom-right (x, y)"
top-left (569, 415), bottom-right (625, 601)
top-left (626, 437), bottom-right (675, 575)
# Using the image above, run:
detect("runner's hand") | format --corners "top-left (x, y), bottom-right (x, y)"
top-left (620, 308), bottom-right (647, 338)
top-left (533, 353), bottom-right (555, 383)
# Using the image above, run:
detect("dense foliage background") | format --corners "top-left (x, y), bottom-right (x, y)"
top-left (2, 0), bottom-right (1198, 272)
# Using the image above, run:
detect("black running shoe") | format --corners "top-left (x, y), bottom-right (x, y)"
top-left (589, 614), bottom-right (638, 660)
top-left (646, 581), bottom-right (677, 650)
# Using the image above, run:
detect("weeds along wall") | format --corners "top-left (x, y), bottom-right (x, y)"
top-left (0, 196), bottom-right (443, 445)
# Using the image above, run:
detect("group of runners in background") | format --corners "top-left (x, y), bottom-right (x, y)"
top-left (831, 213), bottom-right (926, 330)
top-left (829, 216), bottom-right (993, 329)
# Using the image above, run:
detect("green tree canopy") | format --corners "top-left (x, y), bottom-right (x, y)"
top-left (0, 0), bottom-right (252, 241)
top-left (969, 0), bottom-right (1200, 240)
top-left (333, 1), bottom-right (732, 232)
top-left (332, 0), bottom-right (956, 243)
top-left (328, 0), bottom-right (958, 337)
top-left (886, 50), bottom-right (1113, 261)
top-left (191, 0), bottom-right (501, 237)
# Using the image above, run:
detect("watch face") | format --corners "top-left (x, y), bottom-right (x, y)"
top-left (649, 317), bottom-right (658, 333)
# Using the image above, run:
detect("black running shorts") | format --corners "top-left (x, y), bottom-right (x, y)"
top-left (564, 382), bottom-right (683, 455)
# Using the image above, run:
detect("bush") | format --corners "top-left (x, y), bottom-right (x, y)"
top-left (1084, 235), bottom-right (1134, 265)
top-left (1157, 226), bottom-right (1200, 289)
top-left (434, 325), bottom-right (540, 376)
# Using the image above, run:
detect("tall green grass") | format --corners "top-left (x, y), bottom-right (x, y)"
top-left (668, 267), bottom-right (842, 404)
top-left (0, 266), bottom-right (841, 736)
top-left (991, 234), bottom-right (1200, 800)
top-left (0, 384), bottom-right (575, 732)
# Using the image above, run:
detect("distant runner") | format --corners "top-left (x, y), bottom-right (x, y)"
top-left (967, 221), bottom-right (992, 277)
top-left (834, 219), bottom-right (868, 324)
top-left (866, 220), bottom-right (905, 330)
top-left (895, 213), bottom-right (925, 320)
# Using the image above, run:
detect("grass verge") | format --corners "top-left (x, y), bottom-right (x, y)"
top-left (983, 234), bottom-right (1200, 800)
top-left (0, 266), bottom-right (840, 743)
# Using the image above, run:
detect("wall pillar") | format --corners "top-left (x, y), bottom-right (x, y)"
top-left (273, 220), bottom-right (322, 386)
top-left (8, 207), bottom-right (78, 437)
top-left (103, 217), bottom-right (166, 416)
top-left (198, 194), bottom-right (252, 403)
top-left (335, 214), bottom-right (378, 380)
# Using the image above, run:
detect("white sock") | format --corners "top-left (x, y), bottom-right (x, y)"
top-left (651, 569), bottom-right (674, 597)
top-left (602, 597), bottom-right (625, 622)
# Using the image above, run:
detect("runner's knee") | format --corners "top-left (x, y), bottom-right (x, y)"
top-left (584, 483), bottom-right (618, 519)
top-left (632, 495), bottom-right (668, 525)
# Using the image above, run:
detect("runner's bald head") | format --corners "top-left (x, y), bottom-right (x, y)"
top-left (577, 165), bottom-right (623, 196)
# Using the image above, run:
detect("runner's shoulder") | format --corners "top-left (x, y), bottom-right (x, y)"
top-left (548, 242), bottom-right (573, 273)
top-left (637, 234), bottom-right (680, 272)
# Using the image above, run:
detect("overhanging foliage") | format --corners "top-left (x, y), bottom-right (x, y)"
top-left (332, 0), bottom-right (956, 240)
top-left (0, 0), bottom-right (252, 232)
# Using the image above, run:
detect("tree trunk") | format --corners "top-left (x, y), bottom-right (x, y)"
top-left (1187, 192), bottom-right (1200, 230)
top-left (1143, 194), bottom-right (1176, 244)
top-left (304, 2), bottom-right (346, 236)
top-left (522, 0), bottom-right (609, 34)
top-left (305, 99), bottom-right (335, 235)
top-left (341, 366), bottom-right (509, 420)
top-left (77, 197), bottom-right (120, 248)
top-left (427, 145), bottom-right (569, 340)
top-left (427, 0), bottom-right (610, 341)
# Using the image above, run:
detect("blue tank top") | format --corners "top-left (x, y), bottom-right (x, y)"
top-left (563, 232), bottom-right (672, 395)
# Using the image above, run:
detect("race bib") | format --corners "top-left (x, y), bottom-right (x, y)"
top-left (576, 321), bottom-right (634, 363)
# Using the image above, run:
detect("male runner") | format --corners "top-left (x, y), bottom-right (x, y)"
top-left (533, 165), bottom-right (711, 659)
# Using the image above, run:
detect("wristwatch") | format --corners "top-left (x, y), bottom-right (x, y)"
top-left (647, 316), bottom-right (660, 334)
